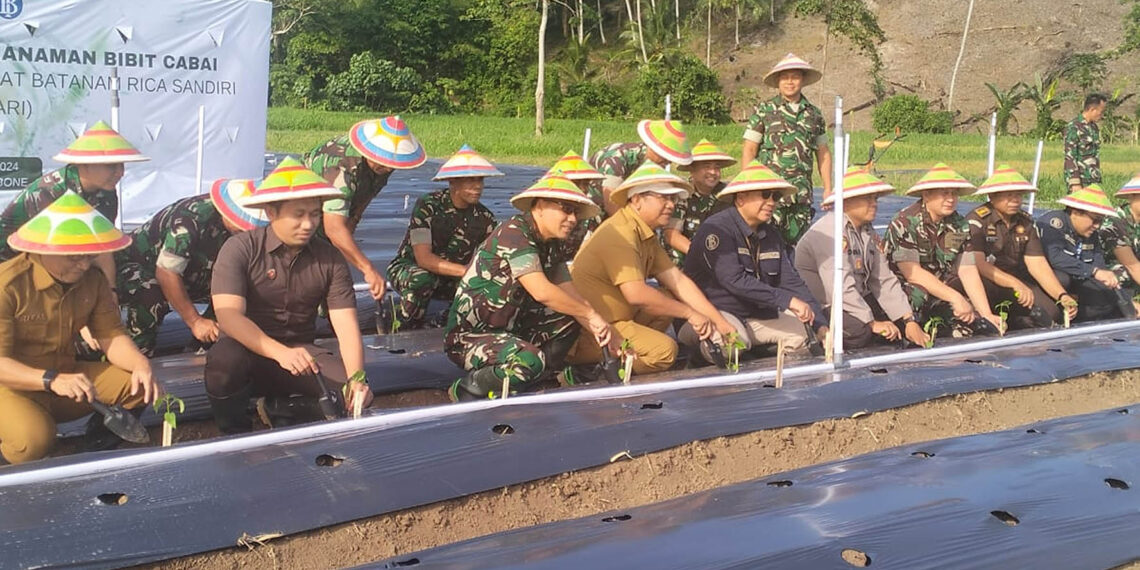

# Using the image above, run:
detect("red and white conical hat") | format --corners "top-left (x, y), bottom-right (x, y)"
top-left (433, 145), bottom-right (504, 180)
top-left (510, 175), bottom-right (601, 219)
top-left (52, 120), bottom-right (148, 164)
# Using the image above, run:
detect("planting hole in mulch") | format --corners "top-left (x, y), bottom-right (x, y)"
top-left (911, 451), bottom-right (935, 458)
top-left (766, 480), bottom-right (793, 488)
top-left (601, 514), bottom-right (631, 523)
top-left (841, 548), bottom-right (871, 567)
top-left (96, 493), bottom-right (128, 506)
top-left (990, 510), bottom-right (1020, 526)
top-left (640, 402), bottom-right (663, 410)
top-left (491, 424), bottom-right (515, 435)
top-left (1105, 478), bottom-right (1130, 490)
top-left (316, 454), bottom-right (345, 467)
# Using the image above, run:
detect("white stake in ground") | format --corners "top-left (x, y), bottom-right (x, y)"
top-left (664, 94), bottom-right (672, 120)
top-left (110, 66), bottom-right (123, 229)
top-left (194, 105), bottom-right (205, 195)
top-left (843, 132), bottom-right (851, 168)
top-left (582, 127), bottom-right (592, 158)
top-left (830, 96), bottom-right (846, 366)
top-left (1028, 139), bottom-right (1044, 214)
top-left (986, 112), bottom-right (997, 177)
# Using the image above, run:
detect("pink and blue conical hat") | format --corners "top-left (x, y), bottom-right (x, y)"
top-left (1117, 173), bottom-right (1140, 197)
top-left (433, 145), bottom-right (504, 180)
top-left (8, 190), bottom-right (132, 255)
top-left (209, 178), bottom-right (270, 231)
top-left (348, 116), bottom-right (427, 169)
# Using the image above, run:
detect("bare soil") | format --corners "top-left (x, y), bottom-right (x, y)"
top-left (151, 368), bottom-right (1140, 570)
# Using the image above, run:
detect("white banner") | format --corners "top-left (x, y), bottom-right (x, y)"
top-left (0, 0), bottom-right (271, 222)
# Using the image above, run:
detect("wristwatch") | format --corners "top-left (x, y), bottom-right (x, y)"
top-left (42, 369), bottom-right (59, 392)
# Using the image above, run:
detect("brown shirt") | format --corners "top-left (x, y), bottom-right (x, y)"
top-left (0, 254), bottom-right (124, 371)
top-left (211, 225), bottom-right (355, 345)
top-left (571, 205), bottom-right (674, 323)
top-left (965, 203), bottom-right (1044, 278)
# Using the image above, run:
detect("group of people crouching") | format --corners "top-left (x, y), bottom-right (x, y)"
top-left (1, 116), bottom-right (1137, 466)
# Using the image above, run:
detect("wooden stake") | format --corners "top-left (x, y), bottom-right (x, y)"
top-left (501, 375), bottom-right (511, 400)
top-left (352, 393), bottom-right (363, 419)
top-left (622, 353), bottom-right (635, 385)
top-left (824, 330), bottom-right (834, 363)
top-left (162, 421), bottom-right (173, 448)
top-left (774, 340), bottom-right (786, 389)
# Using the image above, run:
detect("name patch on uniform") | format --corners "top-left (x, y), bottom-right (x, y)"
top-left (757, 251), bottom-right (781, 260)
top-left (705, 234), bottom-right (720, 251)
top-left (737, 248), bottom-right (750, 255)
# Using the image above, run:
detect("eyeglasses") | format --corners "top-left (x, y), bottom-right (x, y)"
top-left (549, 201), bottom-right (578, 215)
top-left (645, 192), bottom-right (681, 204)
top-left (756, 190), bottom-right (780, 200)
top-left (1082, 211), bottom-right (1106, 226)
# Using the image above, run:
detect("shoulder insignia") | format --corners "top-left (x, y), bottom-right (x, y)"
top-left (705, 233), bottom-right (720, 251)
top-left (974, 205), bottom-right (991, 217)
top-left (1050, 216), bottom-right (1064, 229)
top-left (1015, 225), bottom-right (1026, 234)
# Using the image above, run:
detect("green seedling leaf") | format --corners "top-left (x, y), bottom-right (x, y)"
top-left (164, 411), bottom-right (177, 430)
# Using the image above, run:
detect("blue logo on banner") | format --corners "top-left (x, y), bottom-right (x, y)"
top-left (0, 0), bottom-right (22, 20)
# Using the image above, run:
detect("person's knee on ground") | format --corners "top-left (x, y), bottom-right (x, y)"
top-left (0, 403), bottom-right (56, 464)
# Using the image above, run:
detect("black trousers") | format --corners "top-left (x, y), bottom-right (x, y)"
top-left (843, 295), bottom-right (912, 349)
top-left (204, 336), bottom-right (348, 399)
top-left (982, 278), bottom-right (1059, 329)
top-left (1053, 271), bottom-right (1134, 322)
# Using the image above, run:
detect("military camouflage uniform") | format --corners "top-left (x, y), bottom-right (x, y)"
top-left (884, 200), bottom-right (978, 334)
top-left (560, 142), bottom-right (648, 261)
top-left (444, 213), bottom-right (578, 397)
top-left (387, 189), bottom-right (496, 328)
top-left (303, 135), bottom-right (393, 232)
top-left (743, 95), bottom-right (828, 244)
top-left (0, 166), bottom-right (118, 262)
top-left (1099, 205), bottom-right (1140, 287)
top-left (114, 195), bottom-right (230, 355)
top-left (663, 181), bottom-right (727, 266)
top-left (1063, 115), bottom-right (1101, 189)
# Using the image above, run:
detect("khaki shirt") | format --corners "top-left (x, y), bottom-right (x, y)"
top-left (0, 254), bottom-right (124, 370)
top-left (795, 211), bottom-right (912, 324)
top-left (571, 205), bottom-right (674, 323)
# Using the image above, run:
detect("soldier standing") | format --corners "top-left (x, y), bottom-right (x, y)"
top-left (966, 166), bottom-right (1076, 329)
top-left (1063, 94), bottom-right (1108, 193)
top-left (114, 179), bottom-right (268, 356)
top-left (444, 176), bottom-right (620, 401)
top-left (741, 53), bottom-right (832, 245)
top-left (1099, 174), bottom-right (1140, 287)
top-left (386, 146), bottom-right (499, 329)
top-left (304, 116), bottom-right (426, 300)
top-left (884, 164), bottom-right (999, 338)
top-left (663, 139), bottom-right (735, 266)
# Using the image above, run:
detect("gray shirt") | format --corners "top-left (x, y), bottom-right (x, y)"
top-left (794, 211), bottom-right (912, 325)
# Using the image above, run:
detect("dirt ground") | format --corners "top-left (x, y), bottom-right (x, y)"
top-left (148, 368), bottom-right (1140, 570)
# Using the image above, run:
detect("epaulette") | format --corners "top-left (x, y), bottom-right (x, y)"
top-left (973, 205), bottom-right (991, 218)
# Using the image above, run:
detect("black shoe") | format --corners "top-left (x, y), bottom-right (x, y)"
top-left (208, 387), bottom-right (253, 434)
top-left (256, 395), bottom-right (324, 428)
top-left (81, 412), bottom-right (126, 453)
top-left (447, 378), bottom-right (482, 402)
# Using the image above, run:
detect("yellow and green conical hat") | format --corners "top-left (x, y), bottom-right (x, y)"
top-left (1117, 173), bottom-right (1140, 197)
top-left (637, 119), bottom-right (693, 166)
top-left (8, 191), bottom-right (131, 255)
top-left (242, 157), bottom-right (342, 208)
top-left (510, 175), bottom-right (601, 219)
top-left (52, 120), bottom-right (148, 164)
top-left (1058, 184), bottom-right (1119, 218)
top-left (545, 151), bottom-right (604, 181)
top-left (611, 161), bottom-right (692, 207)
top-left (716, 160), bottom-right (796, 202)
top-left (976, 165), bottom-right (1036, 195)
top-left (823, 167), bottom-right (895, 206)
top-left (679, 139), bottom-right (736, 171)
top-left (906, 163), bottom-right (976, 196)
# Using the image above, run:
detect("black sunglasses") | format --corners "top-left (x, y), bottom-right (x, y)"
top-left (757, 190), bottom-right (780, 200)
top-left (540, 199), bottom-right (578, 215)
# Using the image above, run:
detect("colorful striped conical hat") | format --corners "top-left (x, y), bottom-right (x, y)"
top-left (1058, 184), bottom-right (1119, 218)
top-left (637, 120), bottom-right (693, 166)
top-left (1117, 173), bottom-right (1140, 197)
top-left (242, 157), bottom-right (342, 208)
top-left (906, 163), bottom-right (976, 196)
top-left (8, 190), bottom-right (131, 255)
top-left (611, 161), bottom-right (692, 207)
top-left (52, 120), bottom-right (148, 165)
top-left (546, 151), bottom-right (605, 180)
top-left (763, 53), bottom-right (822, 88)
top-left (717, 160), bottom-right (796, 202)
top-left (976, 165), bottom-right (1037, 195)
top-left (679, 139), bottom-right (736, 171)
top-left (209, 178), bottom-right (270, 231)
top-left (348, 116), bottom-right (426, 170)
top-left (511, 175), bottom-right (601, 219)
top-left (434, 145), bottom-right (504, 180)
top-left (823, 167), bottom-right (895, 206)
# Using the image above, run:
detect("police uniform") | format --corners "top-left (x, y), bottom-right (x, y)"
top-left (966, 203), bottom-right (1060, 328)
top-left (1036, 210), bottom-right (1127, 321)
top-left (683, 207), bottom-right (826, 351)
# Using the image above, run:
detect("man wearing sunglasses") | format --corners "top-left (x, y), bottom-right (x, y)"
top-left (1037, 184), bottom-right (1138, 322)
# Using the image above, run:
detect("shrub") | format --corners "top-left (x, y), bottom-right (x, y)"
top-left (556, 80), bottom-right (629, 120)
top-left (325, 52), bottom-right (423, 113)
top-left (628, 53), bottom-right (731, 124)
top-left (872, 94), bottom-right (953, 134)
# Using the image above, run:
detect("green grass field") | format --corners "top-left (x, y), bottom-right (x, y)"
top-left (268, 107), bottom-right (1139, 205)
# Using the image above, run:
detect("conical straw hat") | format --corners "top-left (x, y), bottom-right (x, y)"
top-left (209, 178), bottom-right (270, 231)
top-left (678, 139), bottom-right (736, 171)
top-left (434, 145), bottom-right (504, 180)
top-left (546, 151), bottom-right (605, 180)
top-left (242, 157), bottom-right (342, 208)
top-left (510, 175), bottom-right (601, 219)
top-left (823, 167), bottom-right (895, 206)
top-left (716, 161), bottom-right (796, 202)
top-left (8, 190), bottom-right (131, 255)
top-left (1058, 184), bottom-right (1119, 218)
top-left (1117, 173), bottom-right (1140, 197)
top-left (906, 163), bottom-right (976, 196)
top-left (52, 120), bottom-right (148, 164)
top-left (762, 53), bottom-right (822, 88)
top-left (637, 120), bottom-right (693, 166)
top-left (348, 116), bottom-right (427, 169)
top-left (976, 165), bottom-right (1037, 195)
top-left (610, 161), bottom-right (692, 207)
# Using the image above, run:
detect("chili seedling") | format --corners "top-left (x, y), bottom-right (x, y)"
top-left (922, 316), bottom-right (945, 348)
top-left (152, 394), bottom-right (185, 447)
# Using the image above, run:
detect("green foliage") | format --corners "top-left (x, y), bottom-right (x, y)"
top-left (791, 0), bottom-right (886, 66)
top-left (1059, 52), bottom-right (1109, 91)
top-left (557, 80), bottom-right (630, 120)
top-left (922, 316), bottom-right (944, 348)
top-left (1119, 0), bottom-right (1140, 56)
top-left (1098, 87), bottom-right (1137, 145)
top-left (628, 54), bottom-right (731, 123)
top-left (152, 394), bottom-right (185, 430)
top-left (1024, 73), bottom-right (1068, 141)
top-left (985, 82), bottom-right (1027, 135)
top-left (872, 95), bottom-right (953, 134)
top-left (325, 53), bottom-right (426, 113)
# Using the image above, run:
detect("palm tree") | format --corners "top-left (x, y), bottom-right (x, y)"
top-left (984, 81), bottom-right (1027, 135)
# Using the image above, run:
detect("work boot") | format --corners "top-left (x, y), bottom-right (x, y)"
top-left (256, 395), bottom-right (325, 429)
top-left (208, 386), bottom-right (252, 434)
top-left (81, 406), bottom-right (145, 453)
top-left (449, 367), bottom-right (502, 402)
top-left (447, 378), bottom-right (481, 403)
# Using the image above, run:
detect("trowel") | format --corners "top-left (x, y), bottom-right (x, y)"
top-left (90, 400), bottom-right (150, 445)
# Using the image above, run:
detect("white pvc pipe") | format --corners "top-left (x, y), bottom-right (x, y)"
top-left (986, 112), bottom-right (997, 177)
top-left (665, 94), bottom-right (672, 120)
top-left (6, 318), bottom-right (1138, 487)
top-left (582, 128), bottom-right (592, 158)
top-left (831, 97), bottom-right (846, 365)
top-left (843, 132), bottom-right (851, 168)
top-left (194, 105), bottom-right (205, 195)
top-left (110, 66), bottom-right (122, 229)
top-left (1028, 139), bottom-right (1044, 214)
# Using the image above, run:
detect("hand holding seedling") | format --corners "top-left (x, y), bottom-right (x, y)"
top-left (871, 320), bottom-right (901, 341)
top-left (1057, 294), bottom-right (1078, 326)
top-left (923, 316), bottom-right (945, 348)
top-left (904, 320), bottom-right (929, 347)
top-left (994, 300), bottom-right (1013, 336)
top-left (725, 332), bottom-right (747, 373)
top-left (1010, 283), bottom-right (1034, 308)
top-left (341, 370), bottom-right (373, 415)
